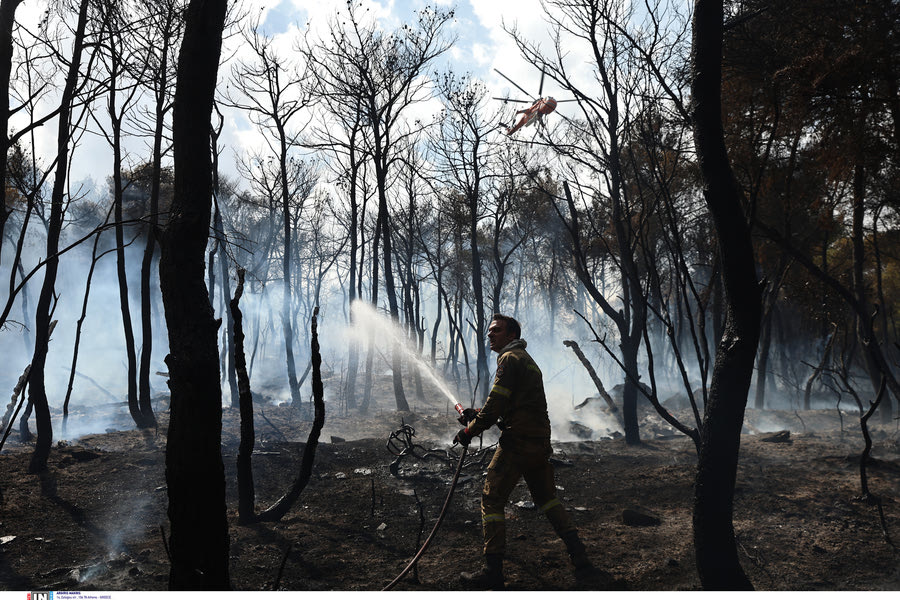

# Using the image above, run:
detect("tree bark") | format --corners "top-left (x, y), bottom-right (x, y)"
top-left (0, 0), bottom-right (23, 264)
top-left (159, 0), bottom-right (229, 589)
top-left (139, 3), bottom-right (177, 428)
top-left (691, 0), bottom-right (760, 589)
top-left (256, 307), bottom-right (325, 522)
top-left (232, 269), bottom-right (256, 524)
top-left (26, 0), bottom-right (90, 474)
top-left (106, 26), bottom-right (145, 430)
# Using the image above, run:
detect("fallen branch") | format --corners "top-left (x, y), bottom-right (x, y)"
top-left (0, 365), bottom-right (31, 453)
top-left (1, 364), bottom-right (30, 434)
top-left (563, 339), bottom-right (624, 430)
top-left (69, 369), bottom-right (120, 404)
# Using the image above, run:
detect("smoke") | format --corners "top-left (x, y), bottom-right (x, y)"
top-left (324, 299), bottom-right (626, 442)
top-left (337, 300), bottom-right (463, 408)
top-left (3, 197), bottom-right (769, 445)
top-left (0, 215), bottom-right (647, 444)
top-left (0, 212), bottom-right (171, 433)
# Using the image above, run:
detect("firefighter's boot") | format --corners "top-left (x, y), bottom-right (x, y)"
top-left (460, 554), bottom-right (504, 590)
top-left (561, 530), bottom-right (593, 573)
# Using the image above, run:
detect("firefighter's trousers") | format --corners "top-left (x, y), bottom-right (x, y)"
top-left (480, 442), bottom-right (577, 556)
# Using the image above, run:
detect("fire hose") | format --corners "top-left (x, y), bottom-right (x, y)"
top-left (382, 402), bottom-right (469, 591)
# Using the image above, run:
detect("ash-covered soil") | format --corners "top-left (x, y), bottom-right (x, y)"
top-left (1, 399), bottom-right (899, 591)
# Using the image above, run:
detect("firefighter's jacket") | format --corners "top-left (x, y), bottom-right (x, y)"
top-left (464, 339), bottom-right (552, 450)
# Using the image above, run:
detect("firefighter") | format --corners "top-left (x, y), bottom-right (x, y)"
top-left (453, 313), bottom-right (592, 590)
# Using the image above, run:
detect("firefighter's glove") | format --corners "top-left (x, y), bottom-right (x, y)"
top-left (457, 407), bottom-right (480, 426)
top-left (453, 428), bottom-right (472, 447)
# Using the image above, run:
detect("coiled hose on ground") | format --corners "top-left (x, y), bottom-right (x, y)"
top-left (382, 446), bottom-right (468, 591)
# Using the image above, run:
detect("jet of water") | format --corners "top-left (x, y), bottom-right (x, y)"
top-left (345, 300), bottom-right (463, 409)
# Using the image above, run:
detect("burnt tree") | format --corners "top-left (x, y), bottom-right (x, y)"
top-left (158, 0), bottom-right (229, 589)
top-left (0, 0), bottom-right (23, 263)
top-left (26, 0), bottom-right (90, 474)
top-left (231, 268), bottom-right (256, 523)
top-left (690, 0), bottom-right (761, 589)
top-left (137, 0), bottom-right (182, 425)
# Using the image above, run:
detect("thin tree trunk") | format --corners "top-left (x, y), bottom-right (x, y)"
top-left (64, 223), bottom-right (112, 434)
top-left (213, 198), bottom-right (238, 408)
top-left (108, 44), bottom-right (145, 430)
top-left (256, 307), bottom-right (325, 522)
top-left (754, 307), bottom-right (773, 410)
top-left (26, 0), bottom-right (90, 474)
top-left (360, 332), bottom-right (375, 414)
top-left (139, 5), bottom-right (174, 428)
top-left (0, 0), bottom-right (23, 264)
top-left (804, 326), bottom-right (837, 410)
top-left (232, 269), bottom-right (256, 524)
top-left (850, 165), bottom-right (893, 425)
top-left (374, 159), bottom-right (408, 412)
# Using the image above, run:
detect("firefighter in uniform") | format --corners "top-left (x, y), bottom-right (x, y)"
top-left (453, 313), bottom-right (592, 590)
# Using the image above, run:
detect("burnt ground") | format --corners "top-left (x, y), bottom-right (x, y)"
top-left (1, 397), bottom-right (900, 592)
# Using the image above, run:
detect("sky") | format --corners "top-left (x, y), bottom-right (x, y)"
top-left (13, 0), bottom-right (579, 193)
top-left (222, 0), bottom-right (581, 185)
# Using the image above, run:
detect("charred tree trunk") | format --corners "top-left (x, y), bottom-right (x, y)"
top-left (620, 336), bottom-right (642, 443)
top-left (256, 307), bottom-right (326, 522)
top-left (754, 305), bottom-right (774, 410)
top-left (360, 332), bottom-right (375, 415)
top-left (360, 202), bottom-right (382, 416)
top-left (0, 0), bottom-right (23, 264)
top-left (346, 305), bottom-right (360, 410)
top-left (467, 192), bottom-right (489, 404)
top-left (691, 0), bottom-right (760, 589)
top-left (232, 269), bottom-right (256, 524)
top-left (159, 0), bottom-right (229, 589)
top-left (64, 224), bottom-right (111, 434)
top-left (373, 150), bottom-right (408, 412)
top-left (281, 148), bottom-right (302, 410)
top-left (27, 0), bottom-right (90, 474)
top-left (344, 135), bottom-right (362, 411)
top-left (108, 48), bottom-right (146, 430)
top-left (213, 196), bottom-right (238, 408)
top-left (850, 165), bottom-right (893, 425)
top-left (804, 326), bottom-right (837, 410)
top-left (139, 4), bottom-right (175, 427)
top-left (430, 270), bottom-right (443, 364)
top-left (561, 180), bottom-right (642, 444)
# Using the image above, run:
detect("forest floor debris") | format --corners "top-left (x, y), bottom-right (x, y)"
top-left (1, 402), bottom-right (899, 590)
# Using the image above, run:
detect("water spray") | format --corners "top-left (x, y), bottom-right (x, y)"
top-left (346, 300), bottom-right (463, 412)
top-left (342, 300), bottom-right (475, 589)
